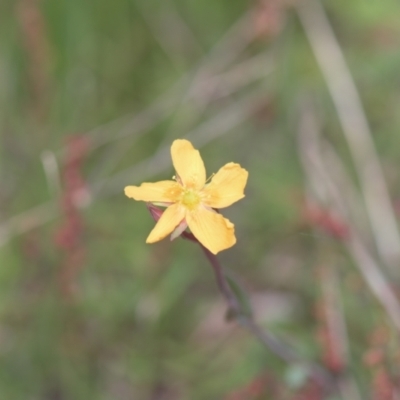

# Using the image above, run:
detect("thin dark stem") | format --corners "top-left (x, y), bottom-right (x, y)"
top-left (181, 231), bottom-right (338, 393)
top-left (200, 245), bottom-right (241, 314)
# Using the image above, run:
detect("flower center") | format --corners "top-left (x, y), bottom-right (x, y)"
top-left (181, 189), bottom-right (201, 210)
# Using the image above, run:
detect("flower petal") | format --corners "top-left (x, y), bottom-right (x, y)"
top-left (186, 207), bottom-right (236, 254)
top-left (125, 181), bottom-right (183, 203)
top-left (146, 204), bottom-right (186, 243)
top-left (171, 139), bottom-right (206, 190)
top-left (202, 163), bottom-right (248, 208)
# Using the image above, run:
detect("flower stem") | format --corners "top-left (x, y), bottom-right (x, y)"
top-left (200, 245), bottom-right (241, 315)
top-left (182, 231), bottom-right (337, 393)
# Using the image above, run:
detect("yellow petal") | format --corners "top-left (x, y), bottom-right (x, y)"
top-left (186, 207), bottom-right (236, 254)
top-left (125, 181), bottom-right (183, 203)
top-left (202, 163), bottom-right (248, 208)
top-left (171, 139), bottom-right (206, 190)
top-left (146, 204), bottom-right (186, 243)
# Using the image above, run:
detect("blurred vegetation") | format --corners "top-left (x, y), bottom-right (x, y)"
top-left (1, 0), bottom-right (400, 399)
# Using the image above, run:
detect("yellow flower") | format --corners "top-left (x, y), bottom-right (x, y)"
top-left (124, 139), bottom-right (248, 254)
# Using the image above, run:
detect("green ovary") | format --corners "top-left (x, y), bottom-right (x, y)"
top-left (181, 189), bottom-right (201, 210)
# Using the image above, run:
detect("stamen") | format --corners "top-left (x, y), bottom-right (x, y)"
top-left (205, 173), bottom-right (214, 184)
top-left (174, 173), bottom-right (183, 185)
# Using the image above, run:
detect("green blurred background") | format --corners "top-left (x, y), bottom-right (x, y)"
top-left (1, 0), bottom-right (400, 398)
